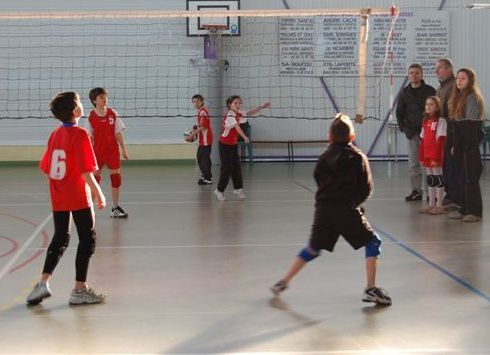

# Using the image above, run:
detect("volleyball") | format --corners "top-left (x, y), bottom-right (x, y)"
top-left (184, 128), bottom-right (197, 142)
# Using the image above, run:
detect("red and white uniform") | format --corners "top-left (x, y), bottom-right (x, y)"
top-left (40, 124), bottom-right (98, 211)
top-left (86, 108), bottom-right (125, 169)
top-left (219, 110), bottom-right (246, 146)
top-left (419, 116), bottom-right (447, 167)
top-left (197, 106), bottom-right (213, 146)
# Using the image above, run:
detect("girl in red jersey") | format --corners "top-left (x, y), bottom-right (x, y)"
top-left (86, 87), bottom-right (129, 218)
top-left (215, 95), bottom-right (270, 201)
top-left (27, 92), bottom-right (106, 306)
top-left (419, 96), bottom-right (447, 215)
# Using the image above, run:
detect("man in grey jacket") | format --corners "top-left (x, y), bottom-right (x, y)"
top-left (396, 64), bottom-right (436, 201)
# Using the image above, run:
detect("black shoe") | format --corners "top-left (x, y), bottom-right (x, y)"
top-left (110, 206), bottom-right (128, 218)
top-left (197, 179), bottom-right (206, 185)
top-left (270, 280), bottom-right (288, 296)
top-left (362, 286), bottom-right (392, 305)
top-left (442, 196), bottom-right (452, 206)
top-left (405, 190), bottom-right (422, 202)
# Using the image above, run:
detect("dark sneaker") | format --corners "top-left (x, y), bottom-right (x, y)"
top-left (26, 281), bottom-right (52, 305)
top-left (110, 206), bottom-right (128, 219)
top-left (442, 196), bottom-right (452, 206)
top-left (462, 214), bottom-right (481, 223)
top-left (362, 287), bottom-right (392, 305)
top-left (197, 179), bottom-right (206, 185)
top-left (69, 286), bottom-right (106, 305)
top-left (405, 190), bottom-right (422, 202)
top-left (270, 280), bottom-right (288, 296)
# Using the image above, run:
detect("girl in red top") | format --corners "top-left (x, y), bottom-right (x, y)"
top-left (215, 95), bottom-right (270, 201)
top-left (419, 96), bottom-right (447, 214)
top-left (27, 92), bottom-right (106, 306)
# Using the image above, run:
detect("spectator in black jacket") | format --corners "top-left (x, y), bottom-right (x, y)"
top-left (447, 68), bottom-right (485, 222)
top-left (396, 64), bottom-right (436, 201)
top-left (270, 113), bottom-right (391, 306)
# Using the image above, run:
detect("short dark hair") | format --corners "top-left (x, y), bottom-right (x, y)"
top-left (50, 91), bottom-right (79, 122)
top-left (408, 63), bottom-right (423, 73)
top-left (89, 87), bottom-right (107, 107)
top-left (329, 113), bottom-right (354, 144)
top-left (226, 95), bottom-right (241, 109)
top-left (436, 58), bottom-right (454, 70)
top-left (192, 94), bottom-right (204, 102)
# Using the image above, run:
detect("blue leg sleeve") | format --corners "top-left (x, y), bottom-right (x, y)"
top-left (365, 234), bottom-right (382, 258)
top-left (298, 247), bottom-right (320, 262)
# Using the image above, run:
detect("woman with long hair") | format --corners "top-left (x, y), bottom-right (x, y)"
top-left (447, 68), bottom-right (485, 222)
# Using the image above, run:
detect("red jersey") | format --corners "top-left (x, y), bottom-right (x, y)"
top-left (86, 108), bottom-right (125, 158)
top-left (419, 116), bottom-right (447, 167)
top-left (40, 124), bottom-right (98, 211)
top-left (197, 106), bottom-right (213, 146)
top-left (219, 110), bottom-right (246, 146)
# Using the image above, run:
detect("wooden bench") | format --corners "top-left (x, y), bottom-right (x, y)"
top-left (249, 140), bottom-right (328, 162)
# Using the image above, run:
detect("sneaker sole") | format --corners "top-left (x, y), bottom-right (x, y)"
top-left (110, 215), bottom-right (128, 219)
top-left (27, 293), bottom-right (51, 305)
top-left (270, 285), bottom-right (287, 296)
top-left (270, 287), bottom-right (282, 296)
top-left (69, 298), bottom-right (105, 305)
top-left (362, 297), bottom-right (392, 305)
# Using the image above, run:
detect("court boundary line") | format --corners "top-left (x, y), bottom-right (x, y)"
top-left (375, 226), bottom-right (490, 303)
top-left (0, 213), bottom-right (52, 282)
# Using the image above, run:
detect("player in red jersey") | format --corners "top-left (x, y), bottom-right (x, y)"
top-left (188, 94), bottom-right (214, 185)
top-left (86, 87), bottom-right (129, 218)
top-left (214, 95), bottom-right (270, 201)
top-left (419, 96), bottom-right (447, 215)
top-left (27, 92), bottom-right (107, 306)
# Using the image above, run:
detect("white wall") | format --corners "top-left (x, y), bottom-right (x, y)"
top-left (1, 0), bottom-right (488, 160)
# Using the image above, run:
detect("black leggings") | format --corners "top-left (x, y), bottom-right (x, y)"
top-left (42, 208), bottom-right (96, 282)
top-left (217, 142), bottom-right (243, 192)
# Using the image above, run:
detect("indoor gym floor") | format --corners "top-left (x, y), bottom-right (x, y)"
top-left (0, 161), bottom-right (489, 354)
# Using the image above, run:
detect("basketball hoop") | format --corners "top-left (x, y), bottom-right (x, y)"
top-left (202, 25), bottom-right (227, 60)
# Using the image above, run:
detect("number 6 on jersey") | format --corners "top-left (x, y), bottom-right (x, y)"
top-left (49, 149), bottom-right (66, 180)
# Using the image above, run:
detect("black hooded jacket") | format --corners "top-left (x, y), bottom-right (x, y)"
top-left (314, 142), bottom-right (373, 208)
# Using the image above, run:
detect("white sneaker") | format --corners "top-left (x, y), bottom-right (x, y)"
top-left (233, 189), bottom-right (246, 200)
top-left (214, 189), bottom-right (226, 201)
top-left (69, 285), bottom-right (106, 305)
top-left (26, 281), bottom-right (52, 305)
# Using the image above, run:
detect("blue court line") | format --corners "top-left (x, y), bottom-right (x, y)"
top-left (375, 226), bottom-right (490, 303)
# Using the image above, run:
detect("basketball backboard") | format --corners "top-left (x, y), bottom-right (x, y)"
top-left (186, 0), bottom-right (240, 37)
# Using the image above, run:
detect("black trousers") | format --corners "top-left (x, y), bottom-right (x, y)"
top-left (42, 208), bottom-right (96, 282)
top-left (443, 144), bottom-right (460, 204)
top-left (217, 142), bottom-right (243, 192)
top-left (197, 145), bottom-right (212, 180)
top-left (455, 147), bottom-right (483, 217)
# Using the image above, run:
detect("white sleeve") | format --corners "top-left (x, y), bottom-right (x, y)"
top-left (239, 110), bottom-right (248, 123)
top-left (115, 116), bottom-right (126, 134)
top-left (420, 127), bottom-right (424, 139)
top-left (224, 112), bottom-right (238, 128)
top-left (436, 118), bottom-right (447, 139)
top-left (84, 117), bottom-right (93, 137)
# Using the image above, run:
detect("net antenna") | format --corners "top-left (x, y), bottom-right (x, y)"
top-left (354, 8), bottom-right (371, 124)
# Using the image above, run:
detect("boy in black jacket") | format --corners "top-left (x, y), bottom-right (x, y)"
top-left (270, 113), bottom-right (391, 305)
